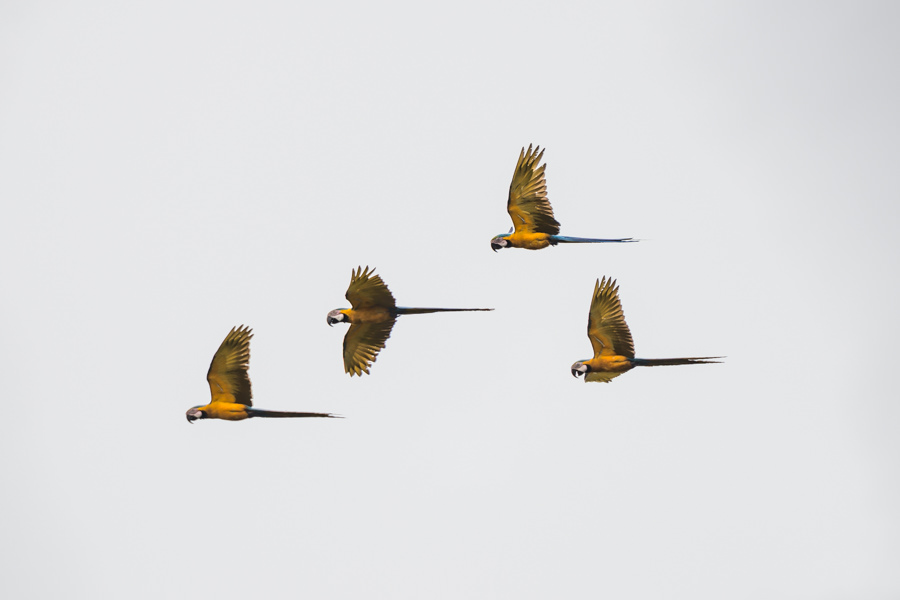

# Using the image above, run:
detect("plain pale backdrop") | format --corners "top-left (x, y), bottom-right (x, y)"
top-left (1, 1), bottom-right (898, 598)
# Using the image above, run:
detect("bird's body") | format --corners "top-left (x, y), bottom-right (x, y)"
top-left (580, 355), bottom-right (634, 380)
top-left (497, 231), bottom-right (555, 250)
top-left (199, 400), bottom-right (252, 421)
top-left (490, 145), bottom-right (634, 251)
top-left (334, 306), bottom-right (394, 324)
top-left (328, 267), bottom-right (492, 376)
top-left (571, 277), bottom-right (721, 383)
top-left (185, 325), bottom-right (339, 422)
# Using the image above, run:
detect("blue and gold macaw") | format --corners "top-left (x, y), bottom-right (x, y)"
top-left (185, 325), bottom-right (339, 422)
top-left (327, 266), bottom-right (492, 376)
top-left (571, 277), bottom-right (722, 382)
top-left (490, 144), bottom-right (635, 251)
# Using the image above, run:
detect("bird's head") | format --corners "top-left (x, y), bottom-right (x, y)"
top-left (326, 309), bottom-right (347, 327)
top-left (490, 235), bottom-right (510, 252)
top-left (571, 361), bottom-right (590, 378)
top-left (185, 406), bottom-right (205, 424)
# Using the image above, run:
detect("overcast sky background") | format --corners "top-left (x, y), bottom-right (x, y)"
top-left (2, 1), bottom-right (899, 598)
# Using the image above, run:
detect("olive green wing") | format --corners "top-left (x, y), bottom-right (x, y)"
top-left (587, 277), bottom-right (634, 359)
top-left (585, 371), bottom-right (625, 383)
top-left (507, 144), bottom-right (560, 236)
top-left (345, 266), bottom-right (396, 310)
top-left (207, 325), bottom-right (253, 406)
top-left (343, 319), bottom-right (397, 376)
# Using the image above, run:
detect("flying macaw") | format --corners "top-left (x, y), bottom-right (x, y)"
top-left (327, 266), bottom-right (492, 376)
top-left (490, 144), bottom-right (635, 251)
top-left (185, 325), bottom-right (339, 422)
top-left (571, 277), bottom-right (722, 382)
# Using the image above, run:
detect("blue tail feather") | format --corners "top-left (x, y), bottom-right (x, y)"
top-left (630, 357), bottom-right (723, 366)
top-left (248, 408), bottom-right (341, 418)
top-left (550, 235), bottom-right (636, 244)
top-left (396, 307), bottom-right (493, 315)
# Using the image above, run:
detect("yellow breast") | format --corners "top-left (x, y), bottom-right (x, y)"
top-left (203, 401), bottom-right (251, 421)
top-left (587, 356), bottom-right (633, 373)
top-left (508, 232), bottom-right (552, 250)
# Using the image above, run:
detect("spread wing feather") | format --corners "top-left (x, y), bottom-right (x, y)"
top-left (343, 320), bottom-right (396, 376)
top-left (345, 266), bottom-right (396, 310)
top-left (585, 371), bottom-right (625, 383)
top-left (207, 325), bottom-right (253, 406)
top-left (507, 144), bottom-right (560, 236)
top-left (587, 277), bottom-right (634, 359)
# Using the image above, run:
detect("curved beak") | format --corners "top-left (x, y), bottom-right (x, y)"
top-left (571, 368), bottom-right (580, 378)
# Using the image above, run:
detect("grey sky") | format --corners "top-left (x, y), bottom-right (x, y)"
top-left (1, 1), bottom-right (898, 598)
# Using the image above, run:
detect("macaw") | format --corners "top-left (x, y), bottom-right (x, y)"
top-left (185, 325), bottom-right (339, 422)
top-left (571, 277), bottom-right (722, 382)
top-left (490, 144), bottom-right (635, 251)
top-left (327, 266), bottom-right (492, 376)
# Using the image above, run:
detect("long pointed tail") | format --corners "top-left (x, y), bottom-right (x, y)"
top-left (551, 235), bottom-right (636, 244)
top-left (630, 357), bottom-right (723, 367)
top-left (396, 307), bottom-right (493, 315)
top-left (248, 408), bottom-right (342, 419)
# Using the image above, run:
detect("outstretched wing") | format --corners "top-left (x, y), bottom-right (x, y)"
top-left (207, 325), bottom-right (253, 406)
top-left (345, 266), bottom-right (396, 310)
top-left (507, 144), bottom-right (560, 236)
top-left (587, 277), bottom-right (634, 359)
top-left (343, 319), bottom-right (396, 376)
top-left (585, 371), bottom-right (625, 383)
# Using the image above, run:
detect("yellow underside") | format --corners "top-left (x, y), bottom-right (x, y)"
top-left (342, 307), bottom-right (392, 323)
top-left (200, 401), bottom-right (251, 421)
top-left (587, 355), bottom-right (633, 373)
top-left (507, 231), bottom-right (552, 250)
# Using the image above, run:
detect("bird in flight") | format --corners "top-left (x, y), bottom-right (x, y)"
top-left (185, 325), bottom-right (339, 422)
top-left (490, 144), bottom-right (635, 251)
top-left (327, 266), bottom-right (492, 376)
top-left (571, 277), bottom-right (722, 382)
